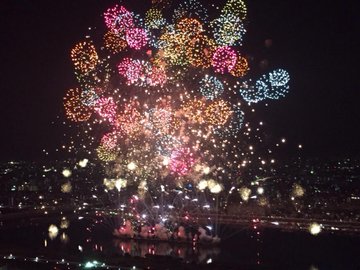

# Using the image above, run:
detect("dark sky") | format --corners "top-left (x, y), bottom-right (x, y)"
top-left (0, 0), bottom-right (358, 162)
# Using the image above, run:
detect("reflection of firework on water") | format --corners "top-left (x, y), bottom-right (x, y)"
top-left (239, 187), bottom-right (251, 201)
top-left (309, 223), bottom-right (322, 235)
top-left (61, 182), bottom-right (72, 193)
top-left (48, 225), bottom-right (59, 240)
top-left (61, 0), bottom-right (291, 240)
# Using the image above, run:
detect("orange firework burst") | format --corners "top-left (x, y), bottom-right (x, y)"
top-left (104, 31), bottom-right (127, 54)
top-left (176, 18), bottom-right (204, 39)
top-left (182, 99), bottom-right (206, 124)
top-left (63, 88), bottom-right (92, 122)
top-left (70, 41), bottom-right (99, 74)
top-left (230, 55), bottom-right (249, 77)
top-left (205, 100), bottom-right (232, 125)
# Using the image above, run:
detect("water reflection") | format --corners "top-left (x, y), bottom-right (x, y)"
top-left (60, 232), bottom-right (69, 244)
top-left (113, 239), bottom-right (220, 263)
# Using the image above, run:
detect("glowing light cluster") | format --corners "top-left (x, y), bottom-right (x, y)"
top-left (176, 18), bottom-right (204, 38)
top-left (117, 58), bottom-right (144, 85)
top-left (266, 69), bottom-right (291, 99)
top-left (116, 103), bottom-right (143, 136)
top-left (215, 103), bottom-right (244, 137)
top-left (182, 99), bottom-right (206, 124)
top-left (117, 58), bottom-right (166, 87)
top-left (81, 89), bottom-right (99, 107)
top-left (186, 35), bottom-right (216, 68)
top-left (159, 31), bottom-right (189, 66)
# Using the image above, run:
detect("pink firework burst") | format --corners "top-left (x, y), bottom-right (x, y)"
top-left (125, 28), bottom-right (149, 50)
top-left (100, 132), bottom-right (118, 149)
top-left (117, 58), bottom-right (144, 85)
top-left (170, 147), bottom-right (195, 176)
top-left (104, 5), bottom-right (134, 34)
top-left (212, 46), bottom-right (237, 74)
top-left (117, 57), bottom-right (132, 75)
top-left (94, 97), bottom-right (117, 122)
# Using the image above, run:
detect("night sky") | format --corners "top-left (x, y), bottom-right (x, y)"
top-left (0, 0), bottom-right (358, 162)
